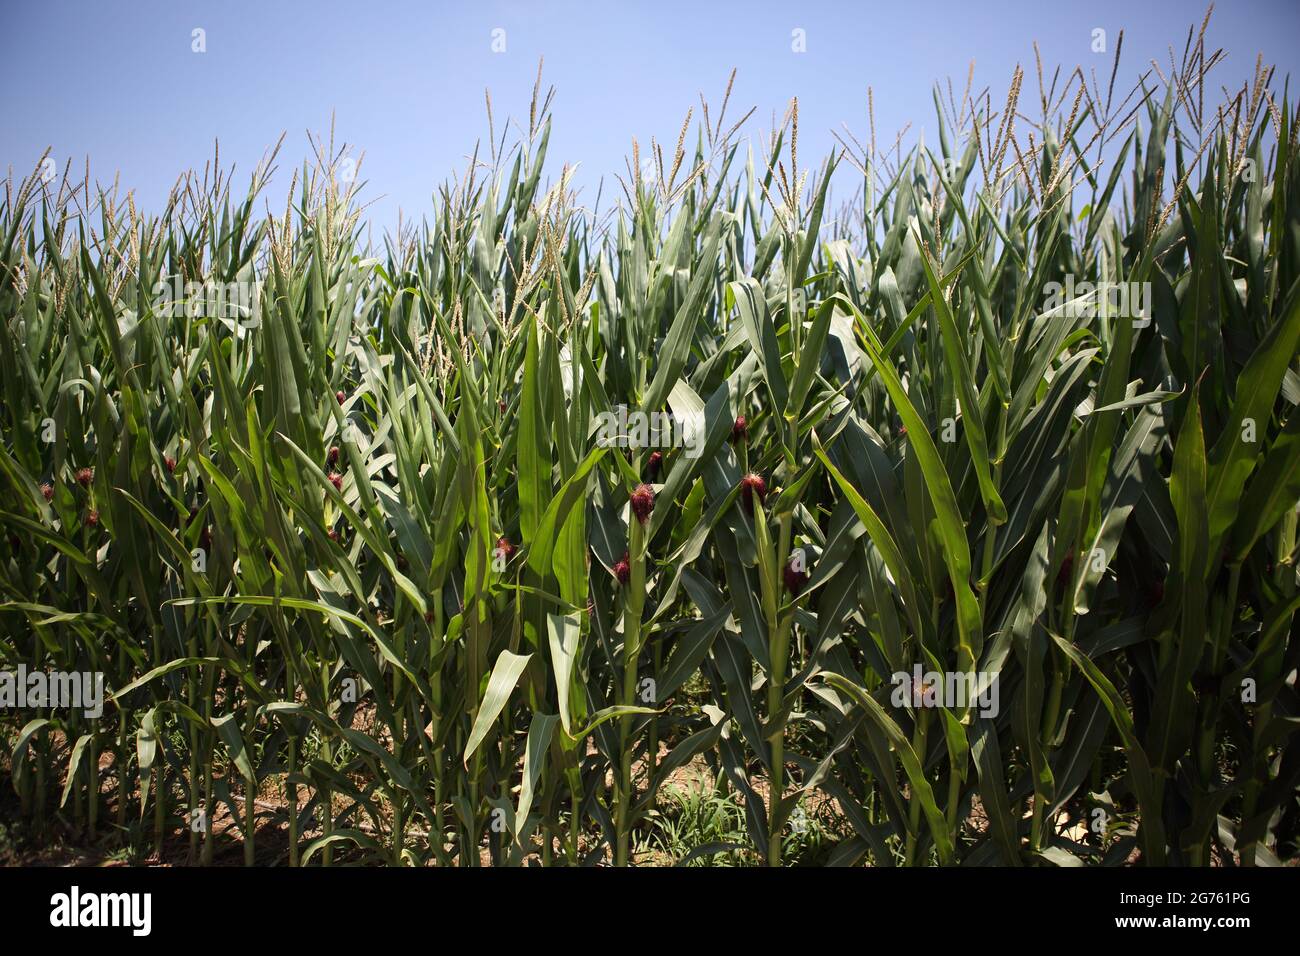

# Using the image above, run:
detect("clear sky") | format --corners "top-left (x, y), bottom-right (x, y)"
top-left (3, 1), bottom-right (1298, 234)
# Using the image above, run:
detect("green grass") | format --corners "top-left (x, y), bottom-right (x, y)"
top-left (1, 14), bottom-right (1298, 866)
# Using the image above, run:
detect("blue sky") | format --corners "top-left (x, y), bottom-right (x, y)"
top-left (3, 1), bottom-right (1298, 233)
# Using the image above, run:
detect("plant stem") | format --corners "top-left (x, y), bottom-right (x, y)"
top-left (616, 514), bottom-right (647, 866)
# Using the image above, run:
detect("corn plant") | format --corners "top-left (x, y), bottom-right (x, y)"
top-left (2, 19), bottom-right (1298, 866)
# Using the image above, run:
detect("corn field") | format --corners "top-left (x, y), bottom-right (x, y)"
top-left (2, 33), bottom-right (1298, 868)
